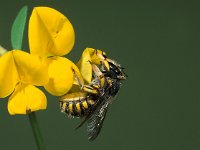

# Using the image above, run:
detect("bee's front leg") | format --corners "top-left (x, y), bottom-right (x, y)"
top-left (72, 68), bottom-right (98, 94)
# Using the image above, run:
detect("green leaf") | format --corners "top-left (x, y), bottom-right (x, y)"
top-left (11, 5), bottom-right (28, 49)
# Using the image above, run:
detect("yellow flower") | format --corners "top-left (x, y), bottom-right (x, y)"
top-left (28, 7), bottom-right (83, 96)
top-left (0, 7), bottom-right (90, 115)
top-left (0, 50), bottom-right (48, 115)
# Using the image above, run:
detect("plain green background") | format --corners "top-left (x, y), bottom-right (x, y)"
top-left (0, 0), bottom-right (200, 150)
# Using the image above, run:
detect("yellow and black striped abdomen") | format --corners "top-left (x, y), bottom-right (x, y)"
top-left (60, 92), bottom-right (95, 117)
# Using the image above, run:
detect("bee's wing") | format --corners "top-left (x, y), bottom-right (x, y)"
top-left (74, 102), bottom-right (101, 130)
top-left (76, 82), bottom-right (113, 140)
top-left (87, 101), bottom-right (109, 141)
top-left (75, 95), bottom-right (111, 141)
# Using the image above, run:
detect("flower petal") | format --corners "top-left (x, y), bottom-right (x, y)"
top-left (8, 83), bottom-right (47, 115)
top-left (77, 48), bottom-right (107, 83)
top-left (12, 50), bottom-right (49, 86)
top-left (0, 51), bottom-right (19, 98)
top-left (76, 48), bottom-right (92, 84)
top-left (44, 56), bottom-right (83, 96)
top-left (29, 7), bottom-right (75, 57)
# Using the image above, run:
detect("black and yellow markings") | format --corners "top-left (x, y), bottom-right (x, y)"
top-left (87, 99), bottom-right (95, 106)
top-left (60, 92), bottom-right (96, 117)
top-left (75, 102), bottom-right (81, 113)
top-left (68, 102), bottom-right (73, 114)
top-left (82, 100), bottom-right (88, 109)
top-left (100, 76), bottom-right (105, 88)
top-left (92, 84), bottom-right (100, 89)
top-left (107, 78), bottom-right (113, 87)
top-left (82, 85), bottom-right (98, 94)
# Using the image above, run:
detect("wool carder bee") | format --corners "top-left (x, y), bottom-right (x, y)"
top-left (60, 49), bottom-right (127, 141)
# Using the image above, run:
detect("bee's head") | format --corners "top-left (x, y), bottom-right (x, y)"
top-left (105, 58), bottom-right (127, 80)
top-left (95, 50), bottom-right (127, 80)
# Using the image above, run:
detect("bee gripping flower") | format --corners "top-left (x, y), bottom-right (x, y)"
top-left (0, 50), bottom-right (48, 115)
top-left (77, 48), bottom-right (107, 84)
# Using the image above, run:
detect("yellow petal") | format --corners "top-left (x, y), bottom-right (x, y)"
top-left (0, 51), bottom-right (19, 98)
top-left (8, 83), bottom-right (47, 115)
top-left (44, 56), bottom-right (83, 96)
top-left (76, 48), bottom-right (107, 83)
top-left (29, 7), bottom-right (75, 57)
top-left (12, 50), bottom-right (49, 86)
top-left (76, 48), bottom-right (92, 84)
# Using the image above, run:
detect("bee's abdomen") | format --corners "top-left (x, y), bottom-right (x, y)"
top-left (60, 92), bottom-right (95, 117)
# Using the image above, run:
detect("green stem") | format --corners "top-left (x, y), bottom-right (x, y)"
top-left (28, 112), bottom-right (46, 150)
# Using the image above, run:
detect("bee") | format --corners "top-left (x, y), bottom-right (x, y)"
top-left (60, 50), bottom-right (127, 141)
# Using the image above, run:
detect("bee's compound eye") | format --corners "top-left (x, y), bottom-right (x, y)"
top-left (110, 63), bottom-right (119, 73)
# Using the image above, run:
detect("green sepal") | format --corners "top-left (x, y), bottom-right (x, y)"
top-left (11, 5), bottom-right (28, 49)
